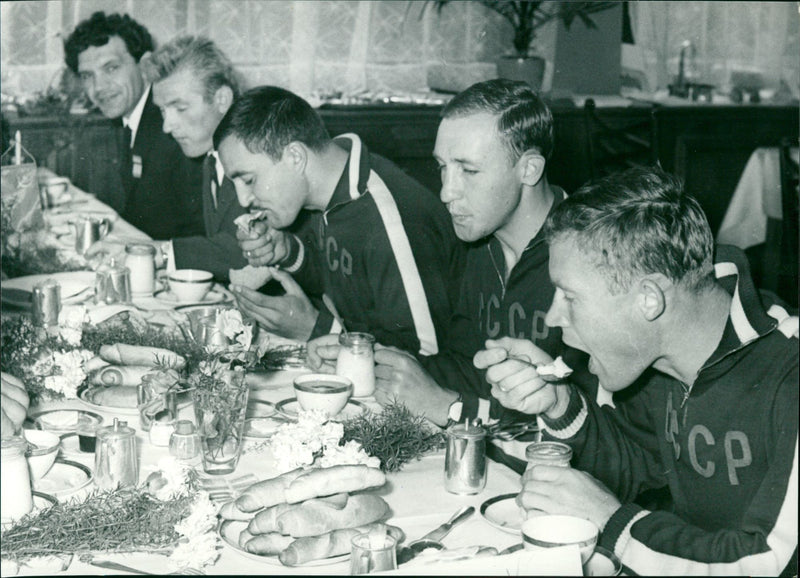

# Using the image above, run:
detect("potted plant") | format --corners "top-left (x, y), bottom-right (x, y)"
top-left (424, 1), bottom-right (617, 90)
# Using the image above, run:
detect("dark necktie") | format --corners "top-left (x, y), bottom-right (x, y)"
top-left (120, 124), bottom-right (134, 196)
top-left (205, 153), bottom-right (219, 210)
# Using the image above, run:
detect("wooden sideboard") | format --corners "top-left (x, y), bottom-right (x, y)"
top-left (7, 103), bottom-right (799, 236)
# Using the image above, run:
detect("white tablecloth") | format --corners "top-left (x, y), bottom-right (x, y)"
top-left (717, 146), bottom-right (799, 249)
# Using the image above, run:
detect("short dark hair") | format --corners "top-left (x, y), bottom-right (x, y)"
top-left (442, 78), bottom-right (554, 163)
top-left (64, 11), bottom-right (154, 74)
top-left (214, 86), bottom-right (330, 159)
top-left (544, 166), bottom-right (716, 294)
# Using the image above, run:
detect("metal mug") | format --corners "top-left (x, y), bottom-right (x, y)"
top-left (444, 421), bottom-right (487, 495)
top-left (94, 263), bottom-right (131, 304)
top-left (71, 216), bottom-right (110, 255)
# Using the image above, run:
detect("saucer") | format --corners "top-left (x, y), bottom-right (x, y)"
top-left (480, 493), bottom-right (523, 534)
top-left (32, 459), bottom-right (93, 497)
top-left (155, 289), bottom-right (226, 306)
top-left (275, 398), bottom-right (367, 421)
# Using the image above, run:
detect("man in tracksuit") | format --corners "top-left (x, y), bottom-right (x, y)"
top-left (477, 167), bottom-right (798, 575)
top-left (216, 86), bottom-right (463, 356)
top-left (350, 79), bottom-right (591, 473)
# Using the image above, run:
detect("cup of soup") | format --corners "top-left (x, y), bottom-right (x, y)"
top-left (293, 374), bottom-right (353, 417)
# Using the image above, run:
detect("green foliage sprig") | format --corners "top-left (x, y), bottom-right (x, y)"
top-left (341, 401), bottom-right (446, 472)
top-left (0, 486), bottom-right (193, 562)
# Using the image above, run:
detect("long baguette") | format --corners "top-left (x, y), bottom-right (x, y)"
top-left (279, 523), bottom-right (404, 566)
top-left (284, 465), bottom-right (386, 504)
top-left (244, 532), bottom-right (295, 556)
top-left (248, 493), bottom-right (349, 535)
top-left (99, 343), bottom-right (186, 369)
top-left (219, 500), bottom-right (258, 521)
top-left (235, 468), bottom-right (305, 512)
top-left (276, 493), bottom-right (389, 537)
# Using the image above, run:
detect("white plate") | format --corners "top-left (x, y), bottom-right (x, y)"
top-left (243, 416), bottom-right (285, 440)
top-left (33, 459), bottom-right (93, 497)
top-left (275, 398), bottom-right (367, 421)
top-left (78, 386), bottom-right (193, 416)
top-left (30, 409), bottom-right (105, 434)
top-left (3, 271), bottom-right (95, 303)
top-left (155, 289), bottom-right (227, 307)
top-left (480, 493), bottom-right (523, 535)
top-left (219, 520), bottom-right (349, 567)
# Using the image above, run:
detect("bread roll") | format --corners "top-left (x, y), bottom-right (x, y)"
top-left (244, 532), bottom-right (294, 555)
top-left (219, 500), bottom-right (258, 521)
top-left (276, 493), bottom-right (389, 537)
top-left (88, 385), bottom-right (139, 408)
top-left (99, 344), bottom-right (185, 369)
top-left (279, 523), bottom-right (404, 566)
top-left (238, 528), bottom-right (255, 548)
top-left (83, 356), bottom-right (110, 373)
top-left (248, 502), bottom-right (294, 535)
top-left (229, 265), bottom-right (273, 290)
top-left (235, 468), bottom-right (305, 512)
top-left (90, 365), bottom-right (153, 387)
top-left (285, 465), bottom-right (386, 504)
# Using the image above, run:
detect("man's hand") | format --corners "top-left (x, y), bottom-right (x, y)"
top-left (474, 337), bottom-right (568, 417)
top-left (306, 334), bottom-right (341, 373)
top-left (517, 465), bottom-right (621, 532)
top-left (237, 220), bottom-right (292, 267)
top-left (84, 238), bottom-right (129, 261)
top-left (230, 268), bottom-right (317, 341)
top-left (373, 345), bottom-right (458, 426)
top-left (1, 372), bottom-right (29, 439)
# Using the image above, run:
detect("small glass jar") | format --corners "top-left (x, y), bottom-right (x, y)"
top-left (524, 441), bottom-right (573, 472)
top-left (169, 420), bottom-right (201, 462)
top-left (125, 243), bottom-right (156, 296)
top-left (336, 332), bottom-right (376, 397)
top-left (1, 436), bottom-right (33, 523)
top-left (95, 419), bottom-right (138, 490)
top-left (149, 420), bottom-right (175, 447)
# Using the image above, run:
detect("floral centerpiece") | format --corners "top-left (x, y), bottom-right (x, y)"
top-left (0, 457), bottom-right (219, 573)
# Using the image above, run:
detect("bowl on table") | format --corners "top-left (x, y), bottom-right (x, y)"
top-left (293, 374), bottom-right (353, 417)
top-left (22, 429), bottom-right (60, 480)
top-left (167, 269), bottom-right (213, 303)
top-left (521, 514), bottom-right (599, 564)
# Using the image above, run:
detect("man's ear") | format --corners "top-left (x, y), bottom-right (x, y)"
top-left (284, 141), bottom-right (308, 173)
top-left (214, 85), bottom-right (234, 115)
top-left (518, 150), bottom-right (546, 187)
top-left (637, 275), bottom-right (670, 322)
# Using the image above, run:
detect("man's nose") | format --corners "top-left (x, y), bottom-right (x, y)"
top-left (439, 169), bottom-right (460, 204)
top-left (233, 182), bottom-right (253, 208)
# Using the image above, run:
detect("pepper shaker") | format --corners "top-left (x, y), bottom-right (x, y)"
top-left (444, 419), bottom-right (487, 495)
top-left (169, 420), bottom-right (201, 463)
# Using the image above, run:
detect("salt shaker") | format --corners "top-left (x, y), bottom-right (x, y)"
top-left (336, 332), bottom-right (376, 397)
top-left (95, 418), bottom-right (138, 490)
top-left (125, 243), bottom-right (156, 297)
top-left (31, 279), bottom-right (61, 327)
top-left (169, 420), bottom-right (201, 463)
top-left (0, 436), bottom-right (33, 523)
top-left (444, 420), bottom-right (487, 495)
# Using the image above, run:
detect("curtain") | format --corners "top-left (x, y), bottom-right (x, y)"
top-left (628, 1), bottom-right (799, 94)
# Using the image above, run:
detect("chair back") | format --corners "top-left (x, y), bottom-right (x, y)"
top-left (778, 137), bottom-right (799, 307)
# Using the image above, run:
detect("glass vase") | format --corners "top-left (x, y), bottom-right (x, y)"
top-left (192, 366), bottom-right (249, 475)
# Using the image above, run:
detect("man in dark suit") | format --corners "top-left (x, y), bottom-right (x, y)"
top-left (87, 35), bottom-right (247, 281)
top-left (64, 11), bottom-right (205, 240)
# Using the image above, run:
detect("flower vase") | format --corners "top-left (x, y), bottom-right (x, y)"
top-left (192, 366), bottom-right (249, 475)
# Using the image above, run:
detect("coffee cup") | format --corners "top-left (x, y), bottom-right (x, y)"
top-left (167, 269), bottom-right (213, 302)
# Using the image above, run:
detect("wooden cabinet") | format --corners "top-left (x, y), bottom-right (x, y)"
top-left (7, 104), bottom-right (798, 239)
top-left (6, 113), bottom-right (125, 212)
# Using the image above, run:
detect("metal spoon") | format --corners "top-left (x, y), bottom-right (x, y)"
top-left (505, 354), bottom-right (573, 383)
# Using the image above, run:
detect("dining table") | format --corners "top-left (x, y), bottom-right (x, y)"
top-left (1, 172), bottom-right (589, 576)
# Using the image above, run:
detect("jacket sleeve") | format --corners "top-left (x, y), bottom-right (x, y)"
top-left (171, 185), bottom-right (247, 282)
top-left (543, 364), bottom-right (799, 575)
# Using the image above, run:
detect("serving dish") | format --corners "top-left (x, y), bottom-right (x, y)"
top-left (32, 459), bottom-right (93, 498)
top-left (30, 409), bottom-right (105, 435)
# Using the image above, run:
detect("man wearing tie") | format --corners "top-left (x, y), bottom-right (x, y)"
top-left (64, 11), bottom-right (204, 241)
top-left (87, 35), bottom-right (247, 280)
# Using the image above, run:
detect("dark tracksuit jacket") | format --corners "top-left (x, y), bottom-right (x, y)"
top-left (540, 245), bottom-right (798, 576)
top-left (279, 134), bottom-right (464, 356)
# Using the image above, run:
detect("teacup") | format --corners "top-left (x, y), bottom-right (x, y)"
top-left (167, 269), bottom-right (213, 302)
top-left (293, 374), bottom-right (353, 416)
top-left (521, 514), bottom-right (599, 564)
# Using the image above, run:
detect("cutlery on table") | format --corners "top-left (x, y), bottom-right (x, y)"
top-left (396, 505), bottom-right (475, 564)
top-left (85, 559), bottom-right (204, 575)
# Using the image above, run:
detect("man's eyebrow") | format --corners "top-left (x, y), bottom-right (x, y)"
top-left (226, 169), bottom-right (247, 180)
